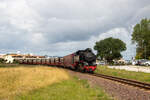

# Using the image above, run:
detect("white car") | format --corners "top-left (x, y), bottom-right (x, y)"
top-left (143, 61), bottom-right (150, 66)
top-left (99, 61), bottom-right (106, 65)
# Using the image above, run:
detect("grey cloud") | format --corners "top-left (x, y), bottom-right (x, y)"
top-left (0, 0), bottom-right (150, 58)
top-left (27, 0), bottom-right (150, 43)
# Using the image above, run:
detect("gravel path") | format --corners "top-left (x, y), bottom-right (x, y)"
top-left (108, 65), bottom-right (150, 73)
top-left (67, 70), bottom-right (150, 100)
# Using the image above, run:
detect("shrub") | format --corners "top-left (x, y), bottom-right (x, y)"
top-left (0, 58), bottom-right (5, 63)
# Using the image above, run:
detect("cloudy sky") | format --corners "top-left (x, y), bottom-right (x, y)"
top-left (0, 0), bottom-right (150, 59)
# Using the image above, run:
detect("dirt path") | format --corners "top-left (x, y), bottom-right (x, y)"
top-left (67, 70), bottom-right (150, 100)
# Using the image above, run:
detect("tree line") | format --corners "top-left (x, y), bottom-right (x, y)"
top-left (94, 18), bottom-right (150, 62)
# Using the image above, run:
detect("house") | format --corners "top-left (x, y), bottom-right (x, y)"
top-left (4, 54), bottom-right (22, 63)
top-left (4, 55), bottom-right (14, 63)
top-left (4, 53), bottom-right (45, 63)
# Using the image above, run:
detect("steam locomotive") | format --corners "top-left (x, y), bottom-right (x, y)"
top-left (17, 48), bottom-right (97, 73)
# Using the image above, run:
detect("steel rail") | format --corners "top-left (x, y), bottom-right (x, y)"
top-left (90, 73), bottom-right (150, 90)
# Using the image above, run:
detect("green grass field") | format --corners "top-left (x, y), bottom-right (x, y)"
top-left (0, 64), bottom-right (113, 100)
top-left (95, 66), bottom-right (150, 83)
top-left (16, 77), bottom-right (112, 100)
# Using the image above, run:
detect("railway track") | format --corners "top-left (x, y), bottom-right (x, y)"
top-left (89, 73), bottom-right (150, 90)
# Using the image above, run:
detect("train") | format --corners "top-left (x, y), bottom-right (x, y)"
top-left (17, 48), bottom-right (97, 73)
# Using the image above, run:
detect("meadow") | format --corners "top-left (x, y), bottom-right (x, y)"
top-left (95, 65), bottom-right (150, 83)
top-left (0, 64), bottom-right (112, 100)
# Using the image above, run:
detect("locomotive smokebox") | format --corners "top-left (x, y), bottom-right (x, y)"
top-left (76, 48), bottom-right (96, 63)
top-left (84, 52), bottom-right (96, 62)
top-left (84, 48), bottom-right (96, 62)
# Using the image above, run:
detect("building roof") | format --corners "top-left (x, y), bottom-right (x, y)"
top-left (4, 54), bottom-right (45, 58)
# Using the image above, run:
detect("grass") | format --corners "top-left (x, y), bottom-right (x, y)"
top-left (95, 65), bottom-right (150, 83)
top-left (0, 65), bottom-right (69, 100)
top-left (16, 77), bottom-right (112, 100)
top-left (0, 63), bottom-right (20, 68)
top-left (0, 64), bottom-right (113, 100)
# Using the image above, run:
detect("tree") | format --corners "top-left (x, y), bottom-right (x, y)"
top-left (94, 37), bottom-right (126, 62)
top-left (132, 18), bottom-right (150, 59)
top-left (0, 58), bottom-right (5, 63)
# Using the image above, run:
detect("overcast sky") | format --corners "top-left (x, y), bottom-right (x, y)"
top-left (0, 0), bottom-right (150, 59)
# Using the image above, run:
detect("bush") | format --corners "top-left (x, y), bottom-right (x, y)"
top-left (13, 59), bottom-right (20, 64)
top-left (0, 58), bottom-right (5, 63)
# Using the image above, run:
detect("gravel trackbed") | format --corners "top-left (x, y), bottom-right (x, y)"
top-left (68, 70), bottom-right (150, 100)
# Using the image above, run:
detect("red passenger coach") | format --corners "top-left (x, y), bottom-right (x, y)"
top-left (63, 54), bottom-right (74, 69)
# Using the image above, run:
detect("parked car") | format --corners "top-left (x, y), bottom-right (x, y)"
top-left (139, 59), bottom-right (146, 65)
top-left (99, 61), bottom-right (106, 65)
top-left (132, 60), bottom-right (141, 65)
top-left (143, 60), bottom-right (150, 66)
top-left (132, 59), bottom-right (149, 66)
top-left (132, 60), bottom-right (137, 65)
top-left (139, 59), bottom-right (148, 66)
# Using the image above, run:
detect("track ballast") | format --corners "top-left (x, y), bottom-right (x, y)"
top-left (89, 73), bottom-right (150, 90)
